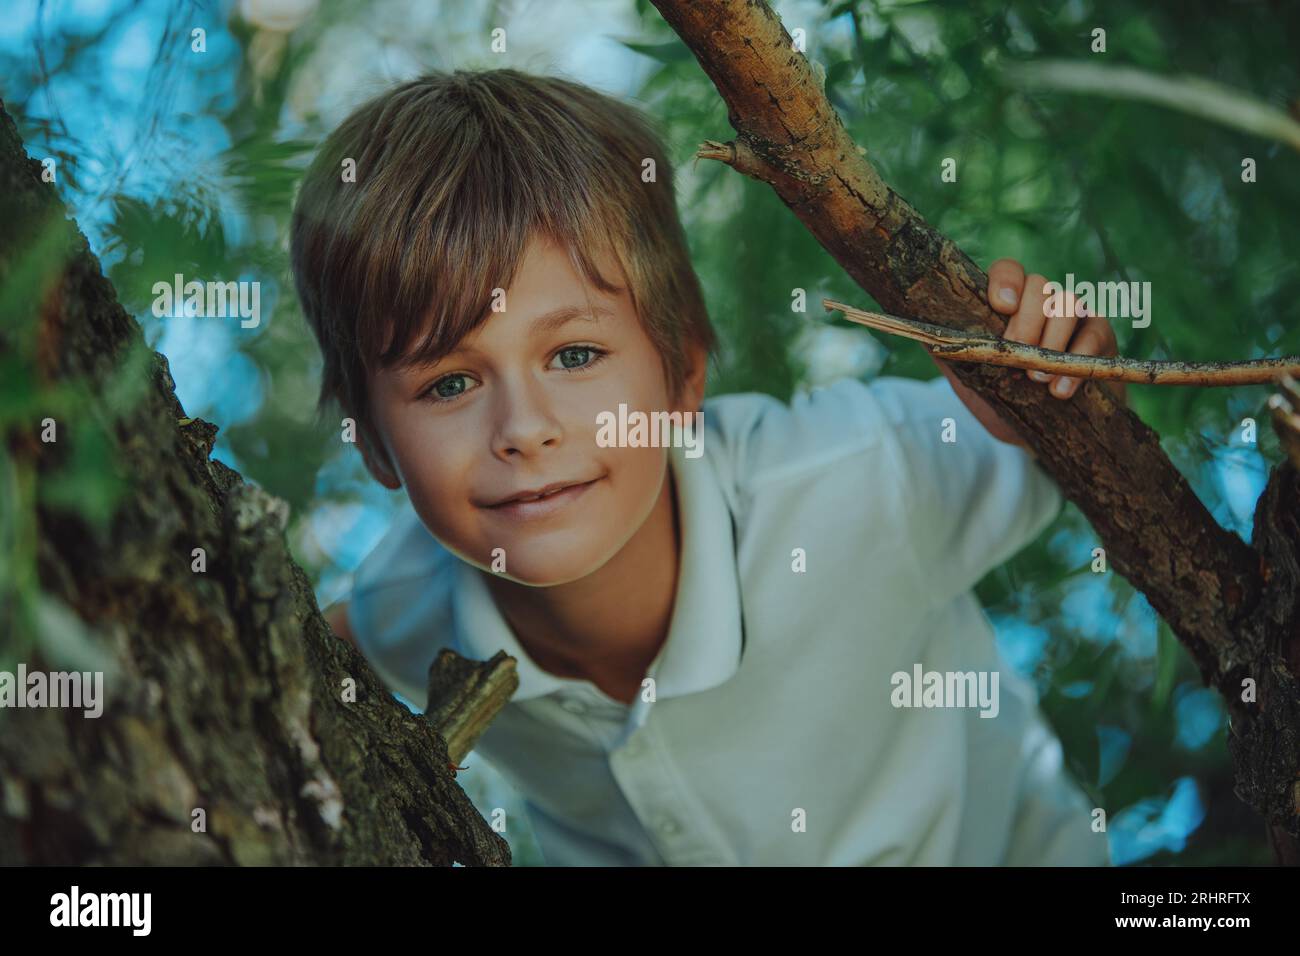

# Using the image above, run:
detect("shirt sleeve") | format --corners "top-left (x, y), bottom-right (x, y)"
top-left (870, 375), bottom-right (1065, 610)
top-left (347, 499), bottom-right (456, 712)
top-left (701, 375), bottom-right (898, 509)
top-left (1002, 711), bottom-right (1111, 865)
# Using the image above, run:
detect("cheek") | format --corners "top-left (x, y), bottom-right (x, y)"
top-left (387, 417), bottom-right (474, 513)
top-left (600, 444), bottom-right (667, 519)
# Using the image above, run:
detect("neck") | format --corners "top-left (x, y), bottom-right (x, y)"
top-left (481, 461), bottom-right (682, 705)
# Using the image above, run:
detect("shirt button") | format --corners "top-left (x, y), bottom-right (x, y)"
top-left (560, 697), bottom-right (586, 715)
top-left (655, 815), bottom-right (681, 836)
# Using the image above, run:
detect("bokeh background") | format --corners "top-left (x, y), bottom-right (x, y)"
top-left (4, 0), bottom-right (1297, 865)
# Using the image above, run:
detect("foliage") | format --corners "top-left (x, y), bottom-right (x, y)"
top-left (5, 0), bottom-right (1297, 864)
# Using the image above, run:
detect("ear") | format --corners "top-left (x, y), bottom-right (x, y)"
top-left (673, 340), bottom-right (709, 414)
top-left (357, 420), bottom-right (402, 490)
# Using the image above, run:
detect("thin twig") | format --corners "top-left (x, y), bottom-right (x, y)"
top-left (1005, 59), bottom-right (1300, 154)
top-left (824, 299), bottom-right (1300, 386)
top-left (1268, 375), bottom-right (1300, 468)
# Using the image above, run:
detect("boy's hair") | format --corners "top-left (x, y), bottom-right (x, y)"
top-left (290, 68), bottom-right (717, 470)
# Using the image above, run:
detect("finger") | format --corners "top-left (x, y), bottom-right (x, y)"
top-left (1037, 291), bottom-right (1083, 391)
top-left (1050, 317), bottom-right (1110, 399)
top-left (1040, 291), bottom-right (1081, 354)
top-left (1069, 319), bottom-right (1114, 357)
top-left (1028, 289), bottom-right (1078, 383)
top-left (1075, 311), bottom-right (1117, 354)
top-left (988, 258), bottom-right (1026, 314)
top-left (1005, 273), bottom-right (1050, 346)
top-left (1006, 274), bottom-right (1052, 383)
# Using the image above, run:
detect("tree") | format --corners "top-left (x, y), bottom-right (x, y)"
top-left (1, 0), bottom-right (1295, 867)
top-left (0, 103), bottom-right (510, 866)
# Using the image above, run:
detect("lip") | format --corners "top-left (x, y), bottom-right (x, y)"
top-left (483, 477), bottom-right (600, 521)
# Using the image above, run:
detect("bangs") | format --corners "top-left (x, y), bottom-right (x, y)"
top-left (317, 75), bottom-right (635, 378)
top-left (370, 219), bottom-right (629, 377)
top-left (290, 68), bottom-right (717, 445)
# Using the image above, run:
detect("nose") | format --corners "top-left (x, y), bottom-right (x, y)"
top-left (491, 370), bottom-right (563, 460)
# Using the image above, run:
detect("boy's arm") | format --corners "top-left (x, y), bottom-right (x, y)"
top-left (868, 373), bottom-right (1065, 610)
top-left (932, 258), bottom-right (1128, 458)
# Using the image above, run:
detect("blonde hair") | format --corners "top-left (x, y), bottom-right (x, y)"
top-left (290, 68), bottom-right (717, 468)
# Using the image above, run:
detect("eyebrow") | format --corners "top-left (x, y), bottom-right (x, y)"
top-left (529, 303), bottom-right (615, 335)
top-left (427, 303), bottom-right (615, 364)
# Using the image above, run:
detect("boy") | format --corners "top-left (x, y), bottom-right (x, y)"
top-left (291, 68), bottom-right (1121, 866)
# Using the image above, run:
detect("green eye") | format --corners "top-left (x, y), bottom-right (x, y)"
top-left (557, 347), bottom-right (592, 369)
top-left (434, 375), bottom-right (467, 398)
top-left (554, 346), bottom-right (608, 372)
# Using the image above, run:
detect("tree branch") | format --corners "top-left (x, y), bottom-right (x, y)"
top-left (825, 299), bottom-right (1300, 387)
top-left (651, 0), bottom-right (1260, 694)
top-left (654, 0), bottom-right (1300, 854)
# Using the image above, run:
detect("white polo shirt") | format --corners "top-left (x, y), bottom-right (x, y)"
top-left (348, 374), bottom-right (1110, 866)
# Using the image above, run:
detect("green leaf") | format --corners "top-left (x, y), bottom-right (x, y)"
top-left (615, 38), bottom-right (695, 64)
top-left (35, 416), bottom-right (130, 533)
top-left (1151, 621), bottom-right (1178, 714)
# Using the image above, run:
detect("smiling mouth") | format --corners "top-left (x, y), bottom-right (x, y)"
top-left (489, 479), bottom-right (589, 507)
top-left (483, 477), bottom-right (601, 518)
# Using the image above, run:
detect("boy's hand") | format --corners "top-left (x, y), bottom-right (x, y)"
top-left (988, 258), bottom-right (1125, 405)
top-left (931, 258), bottom-right (1127, 449)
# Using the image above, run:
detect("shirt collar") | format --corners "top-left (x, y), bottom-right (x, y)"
top-left (450, 440), bottom-right (745, 702)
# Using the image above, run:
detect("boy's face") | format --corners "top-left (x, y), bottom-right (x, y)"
top-left (362, 234), bottom-right (705, 586)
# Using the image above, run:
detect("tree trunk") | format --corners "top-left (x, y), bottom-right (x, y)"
top-left (0, 103), bottom-right (510, 866)
top-left (651, 0), bottom-right (1300, 860)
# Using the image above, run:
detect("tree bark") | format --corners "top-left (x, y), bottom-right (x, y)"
top-left (652, 0), bottom-right (1300, 859)
top-left (0, 103), bottom-right (510, 866)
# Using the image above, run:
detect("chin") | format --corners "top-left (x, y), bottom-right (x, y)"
top-left (485, 531), bottom-right (621, 587)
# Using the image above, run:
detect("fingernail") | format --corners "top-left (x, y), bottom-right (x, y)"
top-left (1053, 376), bottom-right (1075, 396)
top-left (997, 288), bottom-right (1017, 306)
top-left (1030, 370), bottom-right (1052, 383)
